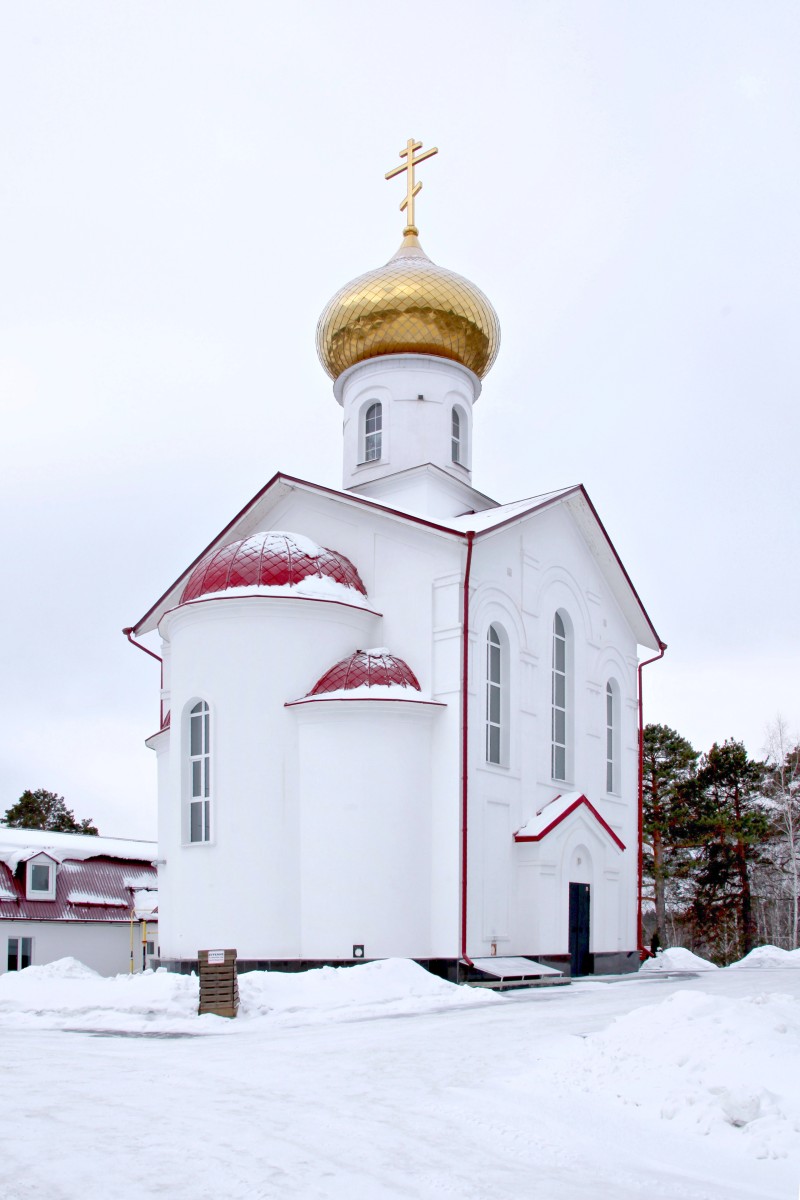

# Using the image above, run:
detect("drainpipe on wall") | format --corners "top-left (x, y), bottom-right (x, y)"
top-left (460, 531), bottom-right (476, 976)
top-left (123, 627), bottom-right (164, 730)
top-left (637, 641), bottom-right (667, 958)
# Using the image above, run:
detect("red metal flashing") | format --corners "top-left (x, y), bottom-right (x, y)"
top-left (514, 794), bottom-right (626, 852)
top-left (0, 856), bottom-right (157, 924)
top-left (181, 531), bottom-right (367, 604)
top-left (129, 472), bottom-right (463, 635)
top-left (129, 472), bottom-right (661, 652)
top-left (285, 697), bottom-right (445, 708)
top-left (308, 650), bottom-right (420, 696)
top-left (160, 591), bottom-right (381, 628)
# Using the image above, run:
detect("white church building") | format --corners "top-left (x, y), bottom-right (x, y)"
top-left (127, 143), bottom-right (664, 980)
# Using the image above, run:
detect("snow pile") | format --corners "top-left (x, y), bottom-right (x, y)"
top-left (728, 945), bottom-right (800, 969)
top-left (575, 989), bottom-right (800, 1160)
top-left (0, 957), bottom-right (496, 1033)
top-left (0, 958), bottom-right (200, 1032)
top-left (640, 947), bottom-right (718, 972)
top-left (238, 957), bottom-right (499, 1022)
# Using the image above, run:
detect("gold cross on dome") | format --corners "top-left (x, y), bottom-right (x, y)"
top-left (385, 138), bottom-right (439, 236)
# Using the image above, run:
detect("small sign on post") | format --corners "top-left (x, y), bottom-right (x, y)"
top-left (198, 948), bottom-right (239, 1018)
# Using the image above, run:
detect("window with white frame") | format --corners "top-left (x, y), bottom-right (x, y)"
top-left (188, 700), bottom-right (211, 843)
top-left (486, 624), bottom-right (503, 765)
top-left (551, 612), bottom-right (568, 781)
top-left (7, 937), bottom-right (32, 971)
top-left (451, 406), bottom-right (461, 463)
top-left (364, 402), bottom-right (382, 462)
top-left (26, 856), bottom-right (56, 901)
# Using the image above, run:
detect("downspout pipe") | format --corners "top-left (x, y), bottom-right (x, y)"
top-left (123, 627), bottom-right (165, 729)
top-left (637, 641), bottom-right (667, 958)
top-left (460, 531), bottom-right (475, 974)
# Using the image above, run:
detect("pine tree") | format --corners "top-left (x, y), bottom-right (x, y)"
top-left (641, 724), bottom-right (698, 948)
top-left (685, 741), bottom-right (768, 962)
top-left (2, 789), bottom-right (99, 835)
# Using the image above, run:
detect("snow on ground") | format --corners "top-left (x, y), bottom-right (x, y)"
top-left (728, 944), bottom-right (800, 969)
top-left (0, 957), bottom-right (798, 1199)
top-left (640, 946), bottom-right (719, 972)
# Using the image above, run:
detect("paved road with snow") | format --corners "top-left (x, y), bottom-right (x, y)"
top-left (1, 959), bottom-right (798, 1199)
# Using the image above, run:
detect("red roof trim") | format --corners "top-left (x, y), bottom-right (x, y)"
top-left (576, 487), bottom-right (662, 651)
top-left (130, 473), bottom-right (661, 648)
top-left (131, 472), bottom-right (462, 634)
top-left (159, 591), bottom-right (382, 629)
top-left (514, 794), bottom-right (626, 851)
top-left (284, 697), bottom-right (446, 708)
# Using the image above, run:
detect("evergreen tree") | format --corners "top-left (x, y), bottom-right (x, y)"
top-left (2, 789), bottom-right (99, 835)
top-left (641, 723), bottom-right (698, 948)
top-left (685, 741), bottom-right (768, 962)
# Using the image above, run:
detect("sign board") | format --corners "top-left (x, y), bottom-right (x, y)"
top-left (207, 949), bottom-right (226, 965)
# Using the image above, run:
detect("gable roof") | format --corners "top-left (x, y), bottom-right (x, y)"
top-left (129, 471), bottom-right (662, 650)
top-left (514, 792), bottom-right (625, 851)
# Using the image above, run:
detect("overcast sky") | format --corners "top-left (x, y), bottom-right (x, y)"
top-left (1, 2), bottom-right (798, 838)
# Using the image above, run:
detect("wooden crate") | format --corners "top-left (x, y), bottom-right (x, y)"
top-left (198, 948), bottom-right (239, 1018)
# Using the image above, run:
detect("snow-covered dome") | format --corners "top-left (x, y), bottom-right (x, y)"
top-left (180, 531), bottom-right (367, 603)
top-left (307, 649), bottom-right (421, 696)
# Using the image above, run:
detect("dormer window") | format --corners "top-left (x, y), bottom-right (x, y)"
top-left (26, 855), bottom-right (57, 901)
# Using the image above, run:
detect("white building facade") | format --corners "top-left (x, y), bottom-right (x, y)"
top-left (129, 211), bottom-right (663, 979)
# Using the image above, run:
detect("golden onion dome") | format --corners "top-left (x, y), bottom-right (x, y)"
top-left (316, 233), bottom-right (500, 381)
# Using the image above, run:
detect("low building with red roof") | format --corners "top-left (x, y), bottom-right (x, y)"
top-left (0, 827), bottom-right (157, 976)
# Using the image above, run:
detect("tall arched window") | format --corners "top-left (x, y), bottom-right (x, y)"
top-left (606, 680), bottom-right (619, 793)
top-left (485, 623), bottom-right (511, 766)
top-left (486, 624), bottom-right (503, 765)
top-left (189, 700), bottom-right (210, 843)
top-left (364, 402), bottom-right (382, 462)
top-left (551, 613), bottom-right (568, 781)
top-left (451, 407), bottom-right (461, 463)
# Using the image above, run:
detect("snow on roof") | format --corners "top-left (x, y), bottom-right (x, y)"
top-left (445, 487), bottom-right (581, 533)
top-left (0, 827), bottom-right (156, 872)
top-left (66, 892), bottom-right (129, 908)
top-left (515, 792), bottom-right (625, 850)
top-left (0, 846), bottom-right (158, 925)
top-left (177, 577), bottom-right (374, 611)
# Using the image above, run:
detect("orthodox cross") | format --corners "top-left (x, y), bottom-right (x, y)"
top-left (385, 138), bottom-right (439, 236)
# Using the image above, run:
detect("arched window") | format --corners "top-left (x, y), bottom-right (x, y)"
top-left (451, 407), bottom-right (461, 463)
top-left (188, 700), bottom-right (210, 843)
top-left (551, 613), bottom-right (568, 781)
top-left (606, 680), bottom-right (619, 793)
top-left (364, 402), bottom-right (382, 462)
top-left (486, 624), bottom-right (503, 765)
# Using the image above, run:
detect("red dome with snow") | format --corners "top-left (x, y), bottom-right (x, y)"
top-left (180, 531), bottom-right (367, 603)
top-left (308, 649), bottom-right (421, 696)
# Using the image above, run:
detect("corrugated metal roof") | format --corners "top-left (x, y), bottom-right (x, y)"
top-left (0, 854), bottom-right (157, 923)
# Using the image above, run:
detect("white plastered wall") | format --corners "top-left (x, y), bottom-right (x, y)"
top-left (464, 504), bottom-right (641, 960)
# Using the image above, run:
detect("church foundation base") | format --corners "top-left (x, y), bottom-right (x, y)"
top-left (156, 956), bottom-right (462, 982)
top-left (156, 951), bottom-right (641, 981)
